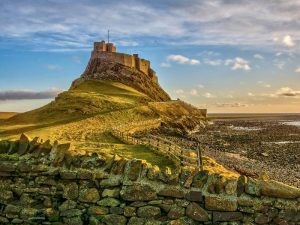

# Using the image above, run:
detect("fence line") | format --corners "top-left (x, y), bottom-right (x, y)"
top-left (111, 119), bottom-right (203, 169)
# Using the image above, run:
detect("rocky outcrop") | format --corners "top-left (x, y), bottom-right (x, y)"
top-left (79, 58), bottom-right (171, 102)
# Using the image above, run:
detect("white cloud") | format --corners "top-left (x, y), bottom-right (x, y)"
top-left (216, 102), bottom-right (249, 108)
top-left (257, 81), bottom-right (271, 88)
top-left (197, 84), bottom-right (205, 89)
top-left (282, 35), bottom-right (295, 47)
top-left (190, 89), bottom-right (198, 96)
top-left (2, 1), bottom-right (300, 52)
top-left (253, 54), bottom-right (264, 60)
top-left (295, 67), bottom-right (300, 73)
top-left (167, 55), bottom-right (200, 65)
top-left (248, 92), bottom-right (255, 97)
top-left (203, 92), bottom-right (214, 98)
top-left (275, 87), bottom-right (300, 97)
top-left (204, 59), bottom-right (223, 66)
top-left (160, 62), bottom-right (171, 68)
top-left (264, 84), bottom-right (271, 88)
top-left (225, 57), bottom-right (251, 71)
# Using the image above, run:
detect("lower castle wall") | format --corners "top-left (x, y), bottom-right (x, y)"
top-left (0, 152), bottom-right (299, 225)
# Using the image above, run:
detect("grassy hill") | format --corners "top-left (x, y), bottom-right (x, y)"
top-left (0, 80), bottom-right (177, 167)
top-left (0, 80), bottom-right (208, 170)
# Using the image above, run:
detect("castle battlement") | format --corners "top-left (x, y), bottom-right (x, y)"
top-left (90, 40), bottom-right (158, 83)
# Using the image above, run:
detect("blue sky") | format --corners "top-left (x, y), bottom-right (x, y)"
top-left (1, 0), bottom-right (300, 113)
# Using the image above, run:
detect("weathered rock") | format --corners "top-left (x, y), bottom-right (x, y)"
top-left (50, 142), bottom-right (71, 165)
top-left (17, 133), bottom-right (30, 155)
top-left (167, 218), bottom-right (190, 225)
top-left (97, 197), bottom-right (120, 207)
top-left (237, 175), bottom-right (247, 197)
top-left (102, 188), bottom-right (120, 198)
top-left (27, 137), bottom-right (40, 153)
top-left (100, 178), bottom-right (121, 187)
top-left (137, 206), bottom-right (161, 218)
top-left (35, 139), bottom-right (52, 156)
top-left (205, 195), bottom-right (237, 211)
top-left (255, 213), bottom-right (271, 224)
top-left (63, 216), bottom-right (83, 225)
top-left (4, 204), bottom-right (21, 216)
top-left (167, 205), bottom-right (185, 219)
top-left (185, 190), bottom-right (203, 202)
top-left (126, 159), bottom-right (143, 181)
top-left (120, 184), bottom-right (157, 201)
top-left (79, 188), bottom-right (100, 203)
top-left (20, 208), bottom-right (38, 220)
top-left (110, 207), bottom-right (124, 215)
top-left (0, 190), bottom-right (13, 203)
top-left (144, 220), bottom-right (161, 225)
top-left (0, 140), bottom-right (11, 154)
top-left (245, 178), bottom-right (260, 196)
top-left (60, 170), bottom-right (77, 179)
top-left (102, 214), bottom-right (127, 225)
top-left (63, 182), bottom-right (79, 200)
top-left (88, 206), bottom-right (109, 215)
top-left (191, 170), bottom-right (209, 188)
top-left (60, 209), bottom-right (82, 218)
top-left (212, 212), bottom-right (243, 222)
top-left (186, 202), bottom-right (209, 222)
top-left (225, 179), bottom-right (237, 195)
top-left (0, 216), bottom-right (9, 224)
top-left (259, 180), bottom-right (300, 199)
top-left (128, 217), bottom-right (145, 225)
top-left (124, 206), bottom-right (136, 217)
top-left (59, 200), bottom-right (77, 212)
top-left (158, 186), bottom-right (184, 198)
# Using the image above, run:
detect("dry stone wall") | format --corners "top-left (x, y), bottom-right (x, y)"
top-left (0, 137), bottom-right (300, 225)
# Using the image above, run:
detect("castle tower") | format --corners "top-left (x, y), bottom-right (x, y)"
top-left (93, 40), bottom-right (116, 53)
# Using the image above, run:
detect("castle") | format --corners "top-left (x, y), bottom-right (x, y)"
top-left (89, 40), bottom-right (158, 83)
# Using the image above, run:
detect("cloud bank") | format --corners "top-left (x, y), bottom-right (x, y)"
top-left (0, 88), bottom-right (63, 100)
top-left (1, 0), bottom-right (300, 51)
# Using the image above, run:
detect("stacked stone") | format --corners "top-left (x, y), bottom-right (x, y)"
top-left (0, 137), bottom-right (300, 224)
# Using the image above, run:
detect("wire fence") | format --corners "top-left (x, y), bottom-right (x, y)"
top-left (111, 119), bottom-right (203, 169)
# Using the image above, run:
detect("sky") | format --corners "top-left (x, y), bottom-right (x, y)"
top-left (1, 0), bottom-right (300, 113)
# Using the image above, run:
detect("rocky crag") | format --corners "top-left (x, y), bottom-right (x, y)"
top-left (0, 135), bottom-right (299, 225)
top-left (77, 40), bottom-right (171, 102)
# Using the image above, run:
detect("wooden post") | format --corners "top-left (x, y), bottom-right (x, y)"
top-left (196, 144), bottom-right (203, 171)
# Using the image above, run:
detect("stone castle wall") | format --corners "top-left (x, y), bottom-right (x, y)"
top-left (90, 41), bottom-right (157, 83)
top-left (0, 137), bottom-right (299, 225)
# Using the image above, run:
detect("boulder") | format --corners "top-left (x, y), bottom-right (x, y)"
top-left (128, 217), bottom-right (145, 225)
top-left (97, 197), bottom-right (120, 207)
top-left (158, 186), bottom-right (184, 198)
top-left (63, 182), bottom-right (79, 200)
top-left (88, 206), bottom-right (109, 215)
top-left (102, 214), bottom-right (127, 225)
top-left (167, 205), bottom-right (185, 219)
top-left (102, 188), bottom-right (120, 198)
top-left (35, 139), bottom-right (52, 156)
top-left (58, 200), bottom-right (77, 212)
top-left (205, 195), bottom-right (237, 212)
top-left (212, 212), bottom-right (243, 222)
top-left (137, 206), bottom-right (161, 218)
top-left (27, 137), bottom-right (41, 153)
top-left (120, 184), bottom-right (157, 201)
top-left (186, 202), bottom-right (209, 222)
top-left (259, 180), bottom-right (300, 199)
top-left (50, 142), bottom-right (71, 165)
top-left (185, 190), bottom-right (203, 202)
top-left (17, 133), bottom-right (31, 155)
top-left (126, 159), bottom-right (143, 181)
top-left (79, 188), bottom-right (100, 203)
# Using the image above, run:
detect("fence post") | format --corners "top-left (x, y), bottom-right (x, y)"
top-left (196, 144), bottom-right (203, 171)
